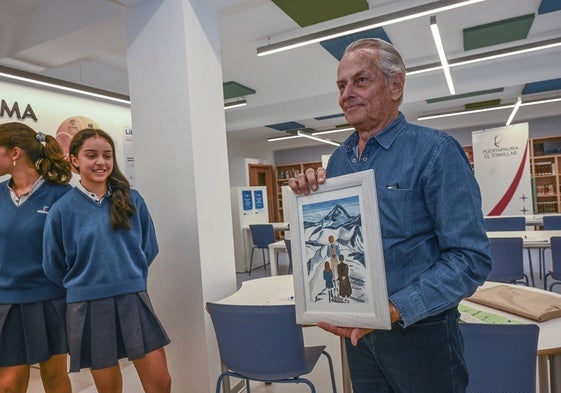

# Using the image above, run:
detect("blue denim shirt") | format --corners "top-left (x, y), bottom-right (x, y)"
top-left (327, 113), bottom-right (491, 327)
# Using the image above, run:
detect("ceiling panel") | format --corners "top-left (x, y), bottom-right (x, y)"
top-left (463, 14), bottom-right (535, 51)
top-left (271, 0), bottom-right (368, 27)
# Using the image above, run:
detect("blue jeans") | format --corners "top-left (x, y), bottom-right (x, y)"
top-left (346, 308), bottom-right (468, 393)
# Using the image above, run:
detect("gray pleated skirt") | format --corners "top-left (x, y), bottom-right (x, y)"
top-left (67, 291), bottom-right (170, 372)
top-left (0, 298), bottom-right (68, 367)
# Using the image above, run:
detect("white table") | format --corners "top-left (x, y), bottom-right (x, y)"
top-left (486, 230), bottom-right (561, 248)
top-left (268, 239), bottom-right (288, 276)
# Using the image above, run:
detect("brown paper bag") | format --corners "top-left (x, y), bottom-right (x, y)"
top-left (466, 285), bottom-right (561, 322)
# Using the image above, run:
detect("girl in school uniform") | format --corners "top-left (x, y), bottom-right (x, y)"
top-left (42, 128), bottom-right (171, 393)
top-left (0, 122), bottom-right (72, 393)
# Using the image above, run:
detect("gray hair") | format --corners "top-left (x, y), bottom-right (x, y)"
top-left (343, 38), bottom-right (406, 103)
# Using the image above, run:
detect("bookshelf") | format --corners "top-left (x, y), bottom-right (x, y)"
top-left (275, 161), bottom-right (322, 222)
top-left (531, 136), bottom-right (561, 214)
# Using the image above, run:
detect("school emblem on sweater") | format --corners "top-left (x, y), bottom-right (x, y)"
top-left (37, 206), bottom-right (49, 214)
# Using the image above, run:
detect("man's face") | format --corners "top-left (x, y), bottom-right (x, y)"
top-left (336, 48), bottom-right (401, 132)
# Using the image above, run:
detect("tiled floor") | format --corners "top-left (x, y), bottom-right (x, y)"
top-left (26, 248), bottom-right (561, 392)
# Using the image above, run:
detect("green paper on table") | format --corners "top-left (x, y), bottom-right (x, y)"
top-left (458, 303), bottom-right (521, 324)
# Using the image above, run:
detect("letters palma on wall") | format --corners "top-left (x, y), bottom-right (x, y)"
top-left (0, 99), bottom-right (37, 121)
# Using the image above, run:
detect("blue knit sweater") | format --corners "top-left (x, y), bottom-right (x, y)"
top-left (0, 180), bottom-right (71, 303)
top-left (42, 187), bottom-right (159, 303)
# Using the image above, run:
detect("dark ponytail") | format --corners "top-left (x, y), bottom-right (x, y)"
top-left (0, 122), bottom-right (71, 184)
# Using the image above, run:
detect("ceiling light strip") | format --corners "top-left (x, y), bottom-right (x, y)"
top-left (418, 104), bottom-right (514, 120)
top-left (224, 99), bottom-right (247, 110)
top-left (449, 37), bottom-right (561, 68)
top-left (257, 0), bottom-right (488, 56)
top-left (417, 96), bottom-right (561, 121)
top-left (505, 97), bottom-right (522, 126)
top-left (520, 97), bottom-right (561, 106)
top-left (312, 126), bottom-right (355, 136)
top-left (267, 134), bottom-right (302, 142)
top-left (0, 66), bottom-right (131, 105)
top-left (429, 16), bottom-right (455, 95)
top-left (407, 37), bottom-right (561, 76)
top-left (297, 131), bottom-right (340, 146)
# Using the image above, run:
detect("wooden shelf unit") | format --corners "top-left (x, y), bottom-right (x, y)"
top-left (275, 161), bottom-right (321, 222)
top-left (531, 136), bottom-right (561, 214)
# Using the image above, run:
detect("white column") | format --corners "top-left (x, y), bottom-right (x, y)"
top-left (124, 1), bottom-right (236, 392)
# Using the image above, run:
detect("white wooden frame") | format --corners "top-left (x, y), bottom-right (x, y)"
top-left (287, 170), bottom-right (390, 329)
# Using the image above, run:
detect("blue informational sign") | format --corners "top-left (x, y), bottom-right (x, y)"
top-left (254, 190), bottom-right (264, 210)
top-left (242, 190), bottom-right (253, 211)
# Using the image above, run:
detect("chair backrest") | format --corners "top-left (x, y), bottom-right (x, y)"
top-left (484, 216), bottom-right (525, 231)
top-left (487, 237), bottom-right (526, 283)
top-left (249, 224), bottom-right (276, 248)
top-left (549, 237), bottom-right (561, 279)
top-left (460, 323), bottom-right (539, 393)
top-left (543, 215), bottom-right (561, 230)
top-left (284, 238), bottom-right (292, 262)
top-left (206, 302), bottom-right (308, 380)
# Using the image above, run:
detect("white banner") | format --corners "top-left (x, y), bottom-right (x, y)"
top-left (472, 123), bottom-right (532, 216)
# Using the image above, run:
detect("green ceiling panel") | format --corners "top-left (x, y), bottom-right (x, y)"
top-left (426, 88), bottom-right (504, 104)
top-left (272, 0), bottom-right (369, 27)
top-left (463, 14), bottom-right (535, 51)
top-left (465, 99), bottom-right (501, 110)
top-left (223, 81), bottom-right (256, 100)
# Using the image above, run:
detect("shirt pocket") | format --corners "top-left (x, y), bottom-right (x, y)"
top-left (376, 187), bottom-right (417, 239)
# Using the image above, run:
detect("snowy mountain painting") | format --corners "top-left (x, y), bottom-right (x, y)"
top-left (301, 195), bottom-right (370, 305)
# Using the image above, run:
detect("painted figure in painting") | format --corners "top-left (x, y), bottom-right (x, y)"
top-left (327, 235), bottom-right (340, 293)
top-left (322, 262), bottom-right (335, 303)
top-left (337, 254), bottom-right (352, 303)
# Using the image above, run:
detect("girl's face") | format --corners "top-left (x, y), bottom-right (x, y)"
top-left (71, 136), bottom-right (114, 188)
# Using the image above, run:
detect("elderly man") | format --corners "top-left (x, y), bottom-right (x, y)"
top-left (289, 38), bottom-right (491, 393)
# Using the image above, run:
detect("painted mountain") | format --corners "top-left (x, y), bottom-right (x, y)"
top-left (301, 198), bottom-right (370, 304)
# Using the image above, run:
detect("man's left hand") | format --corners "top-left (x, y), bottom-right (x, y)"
top-left (316, 322), bottom-right (373, 346)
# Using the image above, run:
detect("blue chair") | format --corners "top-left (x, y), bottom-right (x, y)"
top-left (543, 215), bottom-right (561, 230)
top-left (484, 216), bottom-right (525, 231)
top-left (485, 216), bottom-right (535, 286)
top-left (248, 224), bottom-right (276, 275)
top-left (544, 236), bottom-right (561, 291)
top-left (284, 238), bottom-right (293, 274)
top-left (460, 323), bottom-right (539, 393)
top-left (488, 237), bottom-right (529, 285)
top-left (541, 216), bottom-right (561, 280)
top-left (206, 302), bottom-right (337, 393)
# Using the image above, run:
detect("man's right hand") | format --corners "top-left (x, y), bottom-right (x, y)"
top-left (288, 167), bottom-right (327, 195)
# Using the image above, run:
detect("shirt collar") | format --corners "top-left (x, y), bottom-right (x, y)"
top-left (344, 112), bottom-right (407, 152)
top-left (8, 176), bottom-right (45, 206)
top-left (76, 181), bottom-right (111, 203)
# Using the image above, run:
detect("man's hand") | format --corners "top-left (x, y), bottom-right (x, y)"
top-left (288, 167), bottom-right (327, 195)
top-left (316, 322), bottom-right (373, 346)
top-left (316, 302), bottom-right (402, 346)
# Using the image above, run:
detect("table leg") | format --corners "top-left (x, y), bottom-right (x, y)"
top-left (550, 354), bottom-right (561, 393)
top-left (538, 355), bottom-right (550, 393)
top-left (268, 246), bottom-right (278, 276)
top-left (340, 337), bottom-right (352, 393)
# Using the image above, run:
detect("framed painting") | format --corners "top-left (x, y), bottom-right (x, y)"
top-left (287, 169), bottom-right (390, 329)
